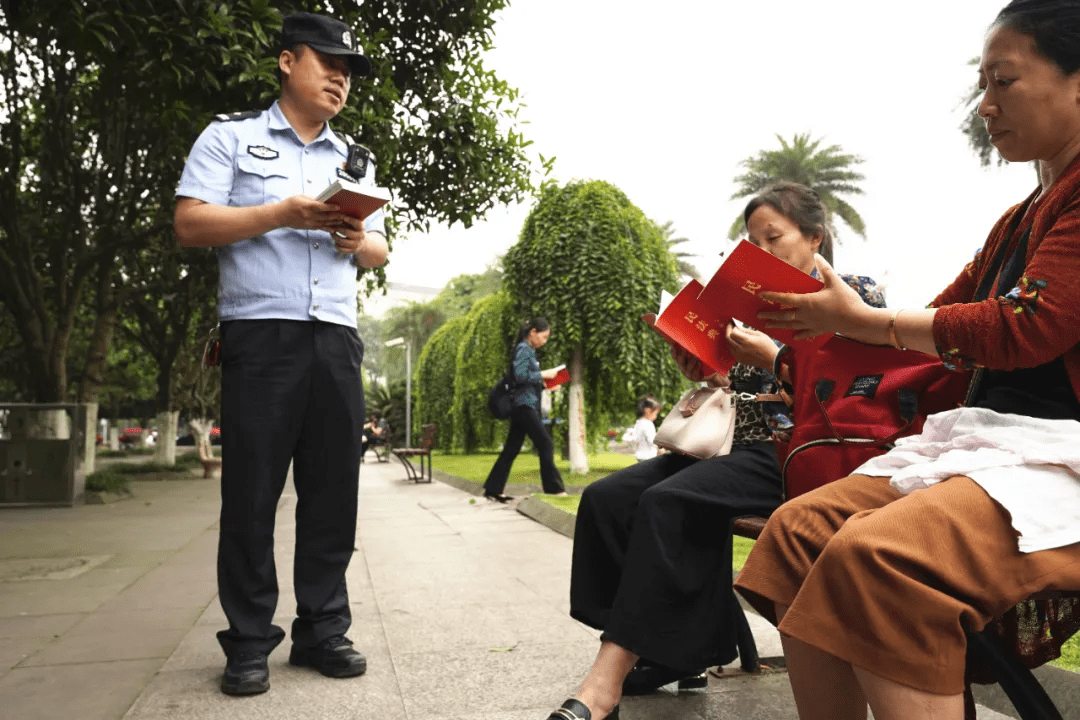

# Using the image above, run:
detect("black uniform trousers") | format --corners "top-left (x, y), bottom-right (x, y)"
top-left (484, 404), bottom-right (565, 495)
top-left (217, 319), bottom-right (365, 658)
top-left (569, 441), bottom-right (781, 673)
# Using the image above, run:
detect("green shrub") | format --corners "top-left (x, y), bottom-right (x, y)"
top-left (96, 447), bottom-right (154, 458)
top-left (85, 469), bottom-right (130, 494)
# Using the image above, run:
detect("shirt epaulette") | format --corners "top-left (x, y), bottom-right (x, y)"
top-left (213, 110), bottom-right (262, 122)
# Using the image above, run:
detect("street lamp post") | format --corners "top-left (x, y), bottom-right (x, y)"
top-left (384, 337), bottom-right (411, 448)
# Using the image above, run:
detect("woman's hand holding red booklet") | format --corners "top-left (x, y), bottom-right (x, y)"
top-left (641, 240), bottom-right (831, 373)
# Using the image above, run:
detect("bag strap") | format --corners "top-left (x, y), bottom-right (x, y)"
top-left (814, 380), bottom-right (919, 446)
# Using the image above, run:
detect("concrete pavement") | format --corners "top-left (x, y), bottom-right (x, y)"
top-left (0, 453), bottom-right (1019, 719)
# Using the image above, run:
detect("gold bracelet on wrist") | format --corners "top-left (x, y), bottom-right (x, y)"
top-left (887, 310), bottom-right (907, 350)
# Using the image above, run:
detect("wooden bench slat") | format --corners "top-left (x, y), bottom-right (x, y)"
top-left (733, 516), bottom-right (768, 540)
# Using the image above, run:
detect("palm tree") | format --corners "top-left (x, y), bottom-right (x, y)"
top-left (659, 220), bottom-right (699, 279)
top-left (728, 133), bottom-right (867, 241)
top-left (959, 57), bottom-right (1004, 168)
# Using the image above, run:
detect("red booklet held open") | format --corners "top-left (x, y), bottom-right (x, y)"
top-left (641, 240), bottom-right (830, 375)
top-left (544, 364), bottom-right (571, 390)
top-left (641, 279), bottom-right (736, 375)
top-left (315, 179), bottom-right (391, 221)
top-left (696, 240), bottom-right (828, 349)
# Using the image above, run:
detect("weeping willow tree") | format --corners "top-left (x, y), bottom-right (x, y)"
top-left (502, 180), bottom-right (687, 473)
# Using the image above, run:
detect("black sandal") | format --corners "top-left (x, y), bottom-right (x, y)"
top-left (546, 698), bottom-right (620, 720)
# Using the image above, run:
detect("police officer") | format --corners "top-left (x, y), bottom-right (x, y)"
top-left (174, 12), bottom-right (388, 696)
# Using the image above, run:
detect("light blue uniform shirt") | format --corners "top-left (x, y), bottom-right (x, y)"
top-left (176, 101), bottom-right (386, 329)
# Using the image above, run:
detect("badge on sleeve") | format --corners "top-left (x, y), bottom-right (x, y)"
top-left (247, 145), bottom-right (279, 160)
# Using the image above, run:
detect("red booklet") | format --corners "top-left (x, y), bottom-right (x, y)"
top-left (641, 279), bottom-right (736, 375)
top-left (640, 241), bottom-right (830, 374)
top-left (544, 364), bottom-right (571, 390)
top-left (696, 240), bottom-right (828, 350)
top-left (314, 179), bottom-right (391, 221)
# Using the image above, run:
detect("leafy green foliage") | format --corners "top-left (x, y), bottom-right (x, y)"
top-left (502, 180), bottom-right (690, 448)
top-left (85, 469), bottom-right (129, 494)
top-left (728, 133), bottom-right (867, 242)
top-left (367, 378), bottom-right (410, 447)
top-left (431, 265), bottom-right (505, 320)
top-left (416, 314), bottom-right (470, 452)
top-left (0, 0), bottom-right (539, 408)
top-left (450, 291), bottom-right (516, 452)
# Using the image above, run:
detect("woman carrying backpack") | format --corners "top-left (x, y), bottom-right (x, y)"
top-left (484, 317), bottom-right (567, 502)
top-left (544, 182), bottom-right (885, 720)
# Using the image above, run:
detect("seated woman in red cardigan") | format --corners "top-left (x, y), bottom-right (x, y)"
top-left (734, 2), bottom-right (1080, 718)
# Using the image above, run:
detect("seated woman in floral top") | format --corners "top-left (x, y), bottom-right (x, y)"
top-left (544, 181), bottom-right (885, 720)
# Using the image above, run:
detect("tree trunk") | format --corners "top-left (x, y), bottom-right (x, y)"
top-left (568, 342), bottom-right (589, 474)
top-left (153, 410), bottom-right (178, 466)
top-left (79, 403), bottom-right (97, 475)
top-left (79, 262), bottom-right (118, 404)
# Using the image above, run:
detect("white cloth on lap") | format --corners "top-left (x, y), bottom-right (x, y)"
top-left (854, 406), bottom-right (1080, 553)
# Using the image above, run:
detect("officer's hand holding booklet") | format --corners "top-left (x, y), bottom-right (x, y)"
top-left (641, 240), bottom-right (829, 375)
top-left (315, 178), bottom-right (392, 221)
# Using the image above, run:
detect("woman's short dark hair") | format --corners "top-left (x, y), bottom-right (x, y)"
top-left (742, 181), bottom-right (835, 265)
top-left (636, 395), bottom-right (661, 418)
top-left (995, 0), bottom-right (1080, 75)
top-left (516, 317), bottom-right (551, 344)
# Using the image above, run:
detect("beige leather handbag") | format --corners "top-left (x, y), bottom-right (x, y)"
top-left (653, 386), bottom-right (736, 460)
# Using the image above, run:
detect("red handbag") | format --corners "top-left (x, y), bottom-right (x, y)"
top-left (779, 335), bottom-right (970, 500)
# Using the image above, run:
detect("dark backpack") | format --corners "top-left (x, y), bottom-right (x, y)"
top-left (487, 350), bottom-right (517, 420)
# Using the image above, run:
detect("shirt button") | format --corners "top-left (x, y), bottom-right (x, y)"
top-left (313, 279), bottom-right (319, 285)
top-left (313, 243), bottom-right (319, 249)
top-left (313, 304), bottom-right (320, 310)
top-left (304, 148), bottom-right (310, 154)
top-left (307, 179), bottom-right (312, 184)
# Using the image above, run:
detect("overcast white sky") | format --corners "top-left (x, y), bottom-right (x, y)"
top-left (380, 0), bottom-right (1039, 312)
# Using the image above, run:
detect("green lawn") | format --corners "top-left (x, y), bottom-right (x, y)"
top-left (433, 451), bottom-right (636, 486)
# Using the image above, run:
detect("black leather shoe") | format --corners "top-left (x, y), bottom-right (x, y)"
top-left (289, 635), bottom-right (367, 678)
top-left (221, 652), bottom-right (269, 695)
top-left (622, 662), bottom-right (707, 695)
top-left (545, 698), bottom-right (619, 720)
top-left (484, 493), bottom-right (514, 503)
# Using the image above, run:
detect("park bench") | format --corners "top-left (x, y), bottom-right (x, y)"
top-left (363, 433), bottom-right (392, 463)
top-left (391, 423), bottom-right (436, 483)
top-left (730, 515), bottom-right (1072, 720)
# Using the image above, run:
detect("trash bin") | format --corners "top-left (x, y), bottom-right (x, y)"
top-left (0, 403), bottom-right (91, 506)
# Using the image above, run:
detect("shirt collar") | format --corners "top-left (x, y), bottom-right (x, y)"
top-left (267, 100), bottom-right (340, 148)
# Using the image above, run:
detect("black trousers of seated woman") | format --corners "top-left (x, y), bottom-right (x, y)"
top-left (569, 441), bottom-right (782, 674)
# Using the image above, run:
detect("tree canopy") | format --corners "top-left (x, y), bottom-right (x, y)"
top-left (0, 0), bottom-right (540, 412)
top-left (728, 133), bottom-right (867, 242)
top-left (502, 180), bottom-right (689, 466)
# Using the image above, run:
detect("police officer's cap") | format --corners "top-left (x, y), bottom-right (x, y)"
top-left (281, 12), bottom-right (372, 77)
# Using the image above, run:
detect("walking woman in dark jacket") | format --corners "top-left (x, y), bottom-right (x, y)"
top-left (484, 317), bottom-right (567, 501)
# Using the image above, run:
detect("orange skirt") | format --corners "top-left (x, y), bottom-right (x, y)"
top-left (733, 474), bottom-right (1080, 695)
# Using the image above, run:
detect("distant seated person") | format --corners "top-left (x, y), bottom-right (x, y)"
top-left (361, 411), bottom-right (389, 458)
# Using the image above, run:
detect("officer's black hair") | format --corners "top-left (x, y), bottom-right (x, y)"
top-left (275, 43), bottom-right (311, 85)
